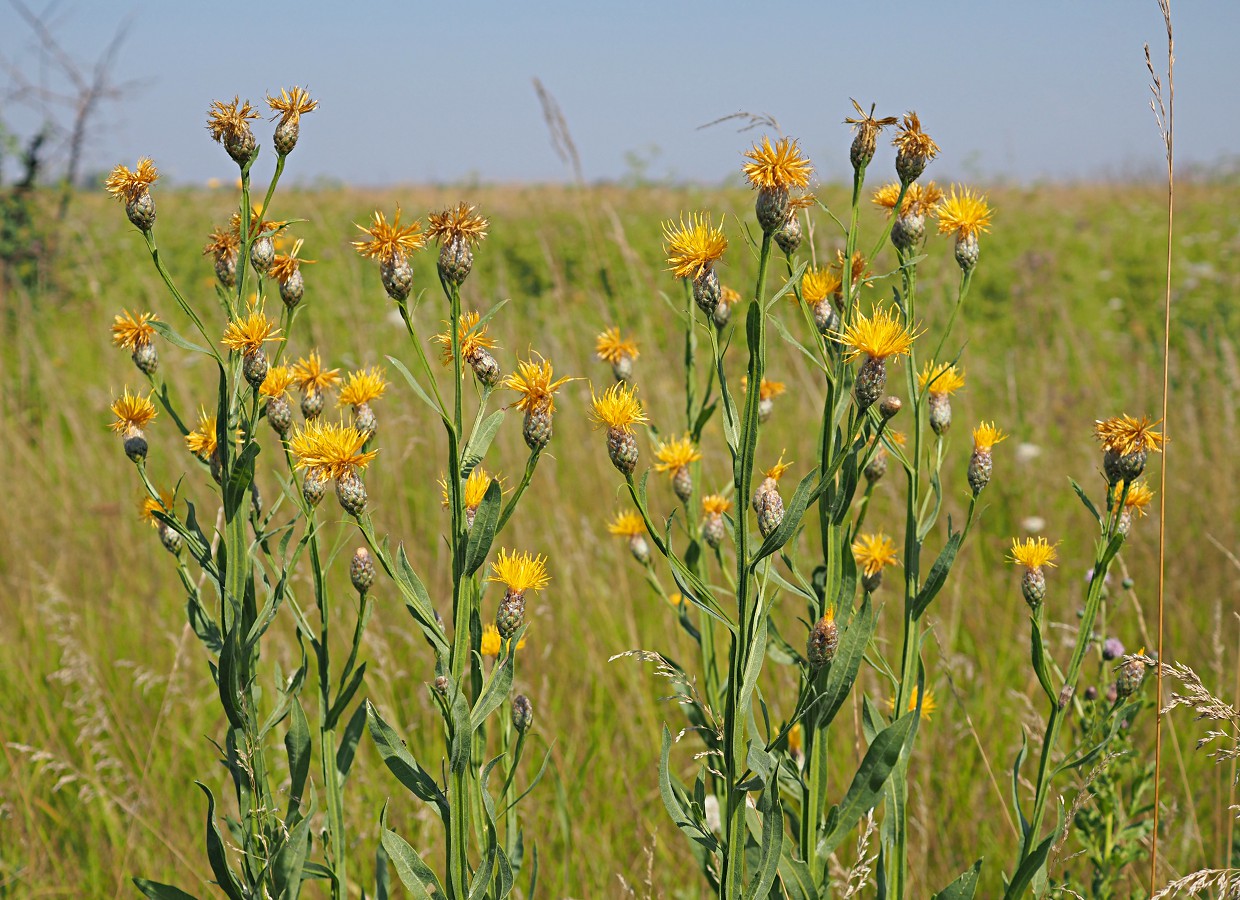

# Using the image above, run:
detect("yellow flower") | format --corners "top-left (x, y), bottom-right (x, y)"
top-left (488, 549), bottom-right (550, 593)
top-left (835, 249), bottom-right (873, 289)
top-left (185, 409), bottom-right (218, 460)
top-left (892, 112), bottom-right (940, 164)
top-left (269, 238), bottom-right (316, 285)
top-left (259, 365), bottom-right (296, 400)
top-left (589, 382), bottom-right (649, 434)
top-left (504, 355), bottom-right (576, 414)
top-left (230, 206), bottom-right (285, 241)
top-left (1093, 415), bottom-right (1165, 456)
top-left (852, 533), bottom-right (899, 576)
top-left (221, 301), bottom-right (283, 355)
top-left (663, 213), bottom-right (728, 279)
top-left (480, 622), bottom-right (527, 657)
top-left (206, 97), bottom-right (260, 144)
top-left (667, 592), bottom-right (684, 608)
top-left (441, 467), bottom-right (501, 510)
top-left (112, 310), bottom-right (159, 350)
top-left (972, 422), bottom-right (1007, 452)
top-left (834, 305), bottom-right (919, 361)
top-left (595, 326), bottom-right (640, 364)
top-left (288, 419), bottom-right (378, 480)
top-left (104, 157), bottom-right (158, 204)
top-left (787, 722), bottom-right (803, 757)
top-left (266, 86), bottom-right (318, 125)
top-left (1110, 480), bottom-right (1155, 517)
top-left (203, 226), bottom-right (241, 262)
top-left (339, 367), bottom-right (388, 408)
top-left (742, 136), bottom-right (813, 191)
top-left (1008, 537), bottom-right (1059, 570)
top-left (352, 207), bottom-right (427, 263)
top-left (607, 510), bottom-right (646, 537)
top-left (888, 685), bottom-right (937, 721)
top-left (918, 361), bottom-right (966, 396)
top-left (845, 99), bottom-right (898, 156)
top-left (702, 494), bottom-right (733, 516)
top-left (763, 452), bottom-right (793, 482)
top-left (654, 434), bottom-right (702, 474)
top-left (109, 389), bottom-right (157, 434)
top-left (739, 376), bottom-right (786, 400)
top-left (801, 266), bottom-right (842, 304)
top-left (719, 285), bottom-right (742, 310)
top-left (139, 490), bottom-right (175, 528)
top-left (936, 186), bottom-right (993, 241)
top-left (872, 181), bottom-right (945, 217)
top-left (432, 311), bottom-right (498, 366)
top-left (292, 350), bottom-right (342, 395)
top-left (427, 202), bottom-right (489, 247)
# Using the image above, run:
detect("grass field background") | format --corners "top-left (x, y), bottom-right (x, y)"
top-left (1, 174), bottom-right (1238, 897)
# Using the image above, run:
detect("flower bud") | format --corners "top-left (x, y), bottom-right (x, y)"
top-left (350, 547), bottom-right (375, 595)
top-left (512, 694), bottom-right (534, 733)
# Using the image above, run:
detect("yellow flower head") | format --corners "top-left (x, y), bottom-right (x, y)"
top-left (834, 305), bottom-right (919, 361)
top-left (589, 382), bottom-right (649, 433)
top-left (763, 451), bottom-right (793, 482)
top-left (667, 592), bottom-right (684, 608)
top-left (109, 388), bottom-right (157, 434)
top-left (203, 225), bottom-right (241, 260)
top-left (873, 181), bottom-right (945, 218)
top-left (427, 202), bottom-right (489, 247)
top-left (1093, 415), bottom-right (1165, 456)
top-left (836, 249), bottom-right (873, 289)
top-left (595, 326), bottom-right (640, 364)
top-left (481, 622), bottom-right (526, 657)
top-left (702, 494), bottom-right (733, 516)
top-left (801, 266), bottom-right (842, 304)
top-left (292, 350), bottom-right (342, 395)
top-left (185, 409), bottom-right (218, 460)
top-left (229, 206), bottom-right (285, 241)
top-left (739, 376), bottom-right (787, 400)
top-left (266, 86), bottom-right (318, 125)
top-left (787, 722), bottom-right (804, 756)
top-left (719, 285), bottom-right (742, 310)
top-left (607, 509), bottom-right (646, 538)
top-left (339, 366), bottom-right (388, 408)
top-left (845, 99), bottom-right (898, 152)
top-left (221, 301), bottom-right (283, 355)
top-left (742, 136), bottom-right (813, 191)
top-left (441, 467), bottom-right (501, 510)
top-left (663, 213), bottom-right (728, 280)
top-left (852, 532), bottom-right (900, 576)
top-left (918, 361), bottom-right (966, 396)
top-left (352, 206), bottom-right (427, 263)
top-left (892, 112), bottom-right (940, 164)
top-left (1008, 537), bottom-right (1059, 570)
top-left (112, 310), bottom-right (159, 350)
top-left (936, 185), bottom-right (993, 241)
top-left (206, 97), bottom-right (260, 145)
top-left (432, 311), bottom-right (498, 367)
top-left (888, 685), bottom-right (937, 721)
top-left (654, 434), bottom-right (703, 474)
top-left (288, 419), bottom-right (378, 480)
top-left (269, 238), bottom-right (316, 285)
top-left (1111, 480), bottom-right (1156, 517)
top-left (259, 365), bottom-right (296, 400)
top-left (503, 354), bottom-right (576, 414)
top-left (488, 548), bottom-right (550, 594)
top-left (104, 157), bottom-right (158, 204)
top-left (139, 489), bottom-right (175, 528)
top-left (972, 422), bottom-right (1007, 452)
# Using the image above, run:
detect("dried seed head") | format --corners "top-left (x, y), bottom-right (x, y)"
top-left (512, 694), bottom-right (534, 733)
top-left (267, 86), bottom-right (318, 155)
top-left (892, 112), bottom-right (939, 184)
top-left (207, 97), bottom-right (260, 164)
top-left (845, 100), bottom-right (898, 172)
top-left (434, 675), bottom-right (449, 695)
top-left (350, 547), bottom-right (375, 595)
top-left (807, 609), bottom-right (839, 668)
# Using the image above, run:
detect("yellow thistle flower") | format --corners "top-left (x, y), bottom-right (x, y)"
top-left (480, 622), bottom-right (527, 657)
top-left (918, 361), bottom-right (966, 396)
top-left (835, 249), bottom-right (873, 289)
top-left (589, 382), bottom-right (648, 434)
top-left (504, 355), bottom-right (576, 414)
top-left (259, 365), bottom-right (296, 399)
top-left (1093, 415), bottom-right (1165, 456)
top-left (763, 452), bottom-right (794, 482)
top-left (206, 96), bottom-right (260, 143)
top-left (845, 99), bottom-right (898, 160)
top-left (742, 136), bottom-right (813, 191)
top-left (266, 86), bottom-right (318, 124)
top-left (269, 238), bottom-right (316, 285)
top-left (936, 186), bottom-right (993, 241)
top-left (432, 311), bottom-right (498, 366)
top-left (203, 225), bottom-right (241, 259)
top-left (872, 181), bottom-right (945, 217)
top-left (488, 548), bottom-right (550, 593)
top-left (852, 532), bottom-right (900, 576)
top-left (738, 376), bottom-right (787, 400)
top-left (139, 490), bottom-right (175, 528)
top-left (427, 202), bottom-right (489, 247)
top-left (972, 422), bottom-right (1007, 453)
top-left (292, 350), bottom-right (342, 395)
top-left (1110, 480), bottom-right (1155, 517)
top-left (185, 409), bottom-right (218, 460)
top-left (441, 467), bottom-right (501, 510)
top-left (801, 267), bottom-right (842, 304)
top-left (653, 434), bottom-right (702, 474)
top-left (109, 389), bottom-right (157, 433)
top-left (835, 305), bottom-right (919, 362)
top-left (887, 430), bottom-right (908, 447)
top-left (104, 157), bottom-right (158, 204)
top-left (787, 722), bottom-right (804, 757)
top-left (352, 207), bottom-right (427, 263)
top-left (887, 685), bottom-right (937, 721)
top-left (1008, 537), bottom-right (1059, 571)
top-left (595, 326), bottom-right (640, 364)
top-left (719, 285), bottom-right (742, 309)
top-left (339, 366), bottom-right (388, 408)
top-left (288, 419), bottom-right (378, 480)
top-left (667, 592), bottom-right (684, 608)
top-left (228, 205), bottom-right (285, 241)
top-left (662, 213), bottom-right (728, 279)
top-left (112, 310), bottom-right (159, 350)
top-left (892, 112), bottom-right (940, 164)
top-left (221, 302), bottom-right (283, 355)
top-left (702, 494), bottom-right (733, 516)
top-left (607, 509), bottom-right (646, 537)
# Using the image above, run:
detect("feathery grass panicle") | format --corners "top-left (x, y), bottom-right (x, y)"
top-left (111, 310), bottom-right (158, 350)
top-left (488, 549), bottom-right (550, 593)
top-left (742, 136), bottom-right (813, 191)
top-left (352, 207), bottom-right (426, 263)
top-left (504, 355), bottom-right (576, 414)
top-left (288, 419), bottom-right (378, 480)
top-left (105, 158), bottom-right (158, 205)
top-left (433, 311), bottom-right (498, 366)
top-left (662, 213), bottom-right (727, 280)
top-left (589, 382), bottom-right (648, 433)
top-left (109, 389), bottom-right (157, 434)
top-left (339, 367), bottom-right (388, 408)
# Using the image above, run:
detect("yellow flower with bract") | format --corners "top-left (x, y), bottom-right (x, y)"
top-left (266, 86), bottom-right (318, 125)
top-left (918, 361), bottom-right (965, 396)
top-left (739, 376), bottom-right (786, 400)
top-left (719, 286), bottom-right (742, 310)
top-left (653, 434), bottom-right (702, 474)
top-left (742, 136), bottom-right (813, 191)
top-left (888, 685), bottom-right (937, 721)
top-left (763, 452), bottom-right (794, 482)
top-left (845, 99), bottom-right (898, 155)
top-left (892, 112), bottom-right (940, 164)
top-left (427, 202), bottom-right (489, 247)
top-left (1110, 480), bottom-right (1155, 517)
top-left (589, 382), bottom-right (648, 434)
top-left (1093, 415), bottom-right (1165, 457)
top-left (595, 326), bottom-right (639, 364)
top-left (432, 311), bottom-right (498, 366)
top-left (834, 305), bottom-right (919, 362)
top-left (971, 422), bottom-right (1007, 452)
top-left (112, 310), bottom-right (158, 350)
top-left (221, 302), bottom-right (283, 355)
top-left (488, 549), bottom-right (550, 593)
top-left (440, 467), bottom-right (501, 511)
top-left (835, 249), bottom-right (873, 289)
top-left (801, 266), bottom-right (842, 304)
top-left (339, 367), bottom-right (388, 408)
top-left (288, 419), bottom-right (378, 480)
top-left (480, 623), bottom-right (526, 657)
top-left (873, 181), bottom-right (945, 217)
top-left (104, 157), bottom-right (158, 204)
top-left (607, 510), bottom-right (646, 537)
top-left (1008, 537), bottom-right (1058, 570)
top-left (852, 533), bottom-right (899, 576)
top-left (352, 207), bottom-right (426, 263)
top-left (203, 225), bottom-right (240, 259)
top-left (139, 490), bottom-right (175, 528)
top-left (207, 97), bottom-right (260, 144)
top-left (185, 409), bottom-right (218, 460)
top-left (787, 722), bottom-right (803, 757)
top-left (110, 389), bottom-right (157, 433)
top-left (702, 494), bottom-right (733, 516)
top-left (662, 213), bottom-right (728, 279)
top-left (269, 238), bottom-right (316, 285)
top-left (504, 355), bottom-right (576, 414)
top-left (936, 186), bottom-right (993, 241)
top-left (259, 365), bottom-right (296, 400)
top-left (292, 350), bottom-right (342, 395)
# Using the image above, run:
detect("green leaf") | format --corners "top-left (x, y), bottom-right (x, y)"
top-left (365, 702), bottom-right (448, 819)
top-left (931, 859), bottom-right (982, 899)
top-left (336, 700), bottom-right (368, 781)
top-left (765, 258), bottom-right (808, 311)
top-left (150, 319), bottom-right (211, 355)
top-left (327, 663), bottom-right (366, 729)
top-left (658, 726), bottom-right (718, 854)
top-left (463, 480), bottom-right (502, 575)
top-left (770, 313), bottom-right (828, 373)
top-left (379, 805), bottom-right (448, 900)
top-left (742, 768), bottom-right (784, 900)
top-left (223, 441), bottom-right (260, 520)
top-left (1069, 477), bottom-right (1102, 525)
top-left (196, 783), bottom-right (244, 900)
top-left (462, 409), bottom-right (505, 477)
top-left (1003, 830), bottom-right (1056, 900)
top-left (448, 681), bottom-right (472, 774)
top-left (386, 354), bottom-right (449, 423)
top-left (912, 529), bottom-right (963, 619)
top-left (750, 470), bottom-right (820, 568)
top-left (272, 806), bottom-right (314, 899)
top-left (392, 545), bottom-right (450, 655)
top-left (817, 596), bottom-right (874, 728)
top-left (132, 879), bottom-right (200, 900)
top-left (285, 697), bottom-right (311, 816)
top-left (1029, 618), bottom-right (1057, 704)
top-left (470, 631), bottom-right (519, 731)
top-left (1011, 733), bottom-right (1030, 837)
top-left (216, 627), bottom-right (245, 731)
top-left (775, 846), bottom-right (817, 900)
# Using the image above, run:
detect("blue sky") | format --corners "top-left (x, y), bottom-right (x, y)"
top-left (1, 1), bottom-right (1235, 186)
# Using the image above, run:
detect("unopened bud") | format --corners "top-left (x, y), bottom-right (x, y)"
top-left (350, 548), bottom-right (375, 595)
